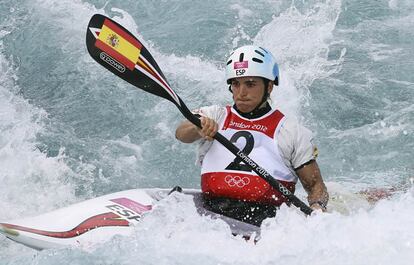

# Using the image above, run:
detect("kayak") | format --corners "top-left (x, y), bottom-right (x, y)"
top-left (0, 188), bottom-right (259, 250)
top-left (1, 182), bottom-right (399, 250)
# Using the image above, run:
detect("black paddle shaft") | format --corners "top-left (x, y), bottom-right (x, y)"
top-left (86, 14), bottom-right (313, 216)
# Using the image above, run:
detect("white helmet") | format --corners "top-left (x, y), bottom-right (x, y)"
top-left (225, 45), bottom-right (279, 85)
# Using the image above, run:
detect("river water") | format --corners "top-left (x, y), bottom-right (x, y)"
top-left (0, 0), bottom-right (413, 264)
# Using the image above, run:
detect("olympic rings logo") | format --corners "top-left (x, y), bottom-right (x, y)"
top-left (224, 175), bottom-right (250, 188)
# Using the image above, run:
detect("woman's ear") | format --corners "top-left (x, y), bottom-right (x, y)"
top-left (267, 81), bottom-right (274, 95)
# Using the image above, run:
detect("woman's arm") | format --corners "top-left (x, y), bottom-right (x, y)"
top-left (296, 160), bottom-right (329, 211)
top-left (175, 117), bottom-right (218, 143)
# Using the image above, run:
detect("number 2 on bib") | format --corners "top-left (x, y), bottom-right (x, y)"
top-left (225, 131), bottom-right (254, 172)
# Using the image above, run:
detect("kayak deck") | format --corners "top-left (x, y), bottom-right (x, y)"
top-left (0, 188), bottom-right (259, 250)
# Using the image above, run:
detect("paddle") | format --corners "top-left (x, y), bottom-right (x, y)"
top-left (85, 14), bottom-right (313, 215)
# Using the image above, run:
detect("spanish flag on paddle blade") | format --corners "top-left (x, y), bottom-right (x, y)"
top-left (95, 19), bottom-right (142, 70)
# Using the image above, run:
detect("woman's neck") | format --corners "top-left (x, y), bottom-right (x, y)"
top-left (233, 102), bottom-right (272, 119)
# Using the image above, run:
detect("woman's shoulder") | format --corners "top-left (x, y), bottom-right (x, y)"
top-left (278, 114), bottom-right (312, 135)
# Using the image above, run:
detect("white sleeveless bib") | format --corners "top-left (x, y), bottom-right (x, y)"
top-left (200, 106), bottom-right (297, 204)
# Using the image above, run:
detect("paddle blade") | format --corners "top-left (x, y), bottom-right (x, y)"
top-left (86, 14), bottom-right (181, 106)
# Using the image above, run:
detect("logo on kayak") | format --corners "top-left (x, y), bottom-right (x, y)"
top-left (106, 33), bottom-right (120, 48)
top-left (225, 175), bottom-right (250, 188)
top-left (110, 198), bottom-right (152, 214)
top-left (106, 198), bottom-right (152, 223)
top-left (100, 52), bottom-right (126, 73)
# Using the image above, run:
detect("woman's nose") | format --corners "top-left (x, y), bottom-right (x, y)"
top-left (238, 85), bottom-right (248, 95)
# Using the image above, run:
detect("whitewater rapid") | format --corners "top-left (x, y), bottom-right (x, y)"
top-left (1, 0), bottom-right (413, 264)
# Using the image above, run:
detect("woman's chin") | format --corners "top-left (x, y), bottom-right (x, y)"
top-left (235, 104), bottom-right (254, 113)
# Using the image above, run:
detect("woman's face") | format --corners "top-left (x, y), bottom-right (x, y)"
top-left (230, 77), bottom-right (272, 113)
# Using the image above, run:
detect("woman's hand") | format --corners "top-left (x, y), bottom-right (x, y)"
top-left (199, 116), bottom-right (219, 141)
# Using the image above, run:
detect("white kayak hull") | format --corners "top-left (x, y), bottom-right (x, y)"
top-left (0, 188), bottom-right (259, 250)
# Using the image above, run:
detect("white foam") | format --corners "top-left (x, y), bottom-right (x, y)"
top-left (23, 189), bottom-right (414, 265)
top-left (254, 0), bottom-right (344, 118)
top-left (2, 1), bottom-right (413, 264)
top-left (0, 41), bottom-right (77, 222)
